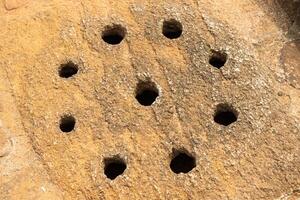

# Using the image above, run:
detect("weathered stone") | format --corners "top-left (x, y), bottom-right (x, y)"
top-left (0, 1), bottom-right (299, 200)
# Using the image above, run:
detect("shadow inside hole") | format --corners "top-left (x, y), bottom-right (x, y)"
top-left (135, 80), bottom-right (159, 106)
top-left (102, 24), bottom-right (126, 45)
top-left (104, 158), bottom-right (127, 180)
top-left (59, 61), bottom-right (78, 78)
top-left (214, 104), bottom-right (238, 126)
top-left (170, 151), bottom-right (196, 174)
top-left (59, 115), bottom-right (76, 133)
top-left (162, 19), bottom-right (183, 39)
top-left (209, 51), bottom-right (227, 69)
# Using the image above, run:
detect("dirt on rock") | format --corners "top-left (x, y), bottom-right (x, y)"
top-left (0, 0), bottom-right (299, 199)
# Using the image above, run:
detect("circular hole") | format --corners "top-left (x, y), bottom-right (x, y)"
top-left (102, 24), bottom-right (126, 45)
top-left (170, 150), bottom-right (196, 174)
top-left (104, 157), bottom-right (127, 180)
top-left (59, 115), bottom-right (76, 133)
top-left (135, 80), bottom-right (159, 106)
top-left (59, 61), bottom-right (78, 78)
top-left (209, 51), bottom-right (227, 69)
top-left (162, 19), bottom-right (183, 39)
top-left (214, 104), bottom-right (238, 126)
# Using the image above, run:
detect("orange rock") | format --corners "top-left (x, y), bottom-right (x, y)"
top-left (4, 0), bottom-right (28, 10)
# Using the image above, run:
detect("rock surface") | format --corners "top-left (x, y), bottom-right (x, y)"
top-left (0, 0), bottom-right (299, 199)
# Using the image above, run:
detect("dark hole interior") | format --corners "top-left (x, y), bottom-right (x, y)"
top-left (102, 25), bottom-right (126, 45)
top-left (170, 152), bottom-right (196, 174)
top-left (104, 159), bottom-right (127, 180)
top-left (209, 51), bottom-right (227, 69)
top-left (135, 81), bottom-right (159, 106)
top-left (59, 115), bottom-right (76, 133)
top-left (214, 105), bottom-right (238, 126)
top-left (162, 19), bottom-right (183, 39)
top-left (59, 61), bottom-right (78, 78)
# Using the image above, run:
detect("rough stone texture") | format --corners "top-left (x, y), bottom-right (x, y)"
top-left (0, 0), bottom-right (299, 199)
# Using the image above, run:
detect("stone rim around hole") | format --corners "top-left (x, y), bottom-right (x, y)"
top-left (102, 24), bottom-right (126, 45)
top-left (213, 103), bottom-right (238, 126)
top-left (104, 157), bottom-right (127, 180)
top-left (59, 61), bottom-right (79, 78)
top-left (135, 80), bottom-right (159, 106)
top-left (209, 50), bottom-right (228, 69)
top-left (59, 115), bottom-right (76, 133)
top-left (162, 19), bottom-right (183, 39)
top-left (170, 149), bottom-right (196, 174)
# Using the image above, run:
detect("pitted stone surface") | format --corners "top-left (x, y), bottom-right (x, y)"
top-left (0, 1), bottom-right (299, 200)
